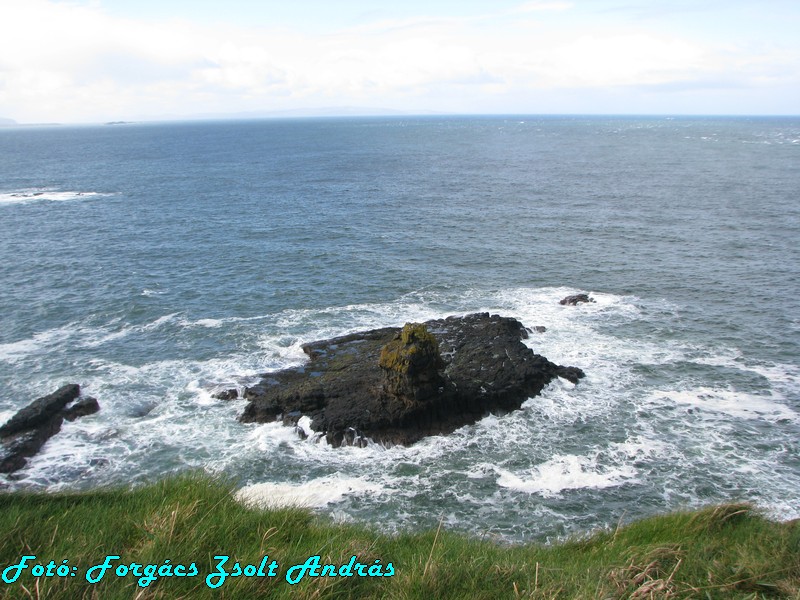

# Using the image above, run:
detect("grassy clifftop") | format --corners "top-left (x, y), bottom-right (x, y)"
top-left (1, 474), bottom-right (798, 599)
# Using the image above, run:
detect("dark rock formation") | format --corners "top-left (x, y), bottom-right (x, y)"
top-left (555, 366), bottom-right (584, 384)
top-left (379, 323), bottom-right (445, 406)
top-left (0, 384), bottom-right (80, 438)
top-left (0, 384), bottom-right (99, 474)
top-left (560, 293), bottom-right (595, 306)
top-left (213, 389), bottom-right (239, 401)
top-left (240, 313), bottom-right (584, 446)
top-left (64, 397), bottom-right (100, 421)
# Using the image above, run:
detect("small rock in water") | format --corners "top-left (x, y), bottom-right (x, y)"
top-left (559, 293), bottom-right (595, 306)
top-left (64, 397), bottom-right (100, 421)
top-left (556, 366), bottom-right (585, 384)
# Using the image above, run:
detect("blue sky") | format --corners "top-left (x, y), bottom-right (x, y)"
top-left (1, 0), bottom-right (798, 122)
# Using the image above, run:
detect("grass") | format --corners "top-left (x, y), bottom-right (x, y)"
top-left (0, 474), bottom-right (798, 599)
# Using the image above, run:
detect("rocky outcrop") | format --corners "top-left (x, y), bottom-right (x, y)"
top-left (63, 397), bottom-right (100, 421)
top-left (560, 293), bottom-right (595, 306)
top-left (379, 323), bottom-right (445, 406)
top-left (240, 313), bottom-right (584, 447)
top-left (213, 389), bottom-right (239, 401)
top-left (0, 384), bottom-right (99, 474)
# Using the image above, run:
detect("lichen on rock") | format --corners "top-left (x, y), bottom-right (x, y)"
top-left (379, 323), bottom-right (445, 405)
top-left (379, 323), bottom-right (443, 373)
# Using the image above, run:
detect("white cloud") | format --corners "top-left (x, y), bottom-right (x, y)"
top-left (0, 0), bottom-right (797, 121)
top-left (513, 1), bottom-right (574, 13)
top-left (536, 32), bottom-right (711, 87)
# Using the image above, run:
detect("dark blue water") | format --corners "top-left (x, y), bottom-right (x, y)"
top-left (1, 116), bottom-right (798, 541)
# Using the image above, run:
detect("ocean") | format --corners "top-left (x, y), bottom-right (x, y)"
top-left (0, 115), bottom-right (798, 542)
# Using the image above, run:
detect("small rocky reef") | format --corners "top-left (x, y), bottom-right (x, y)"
top-left (240, 313), bottom-right (584, 446)
top-left (560, 293), bottom-right (595, 306)
top-left (0, 384), bottom-right (99, 474)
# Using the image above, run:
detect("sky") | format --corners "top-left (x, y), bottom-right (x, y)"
top-left (0, 0), bottom-right (798, 123)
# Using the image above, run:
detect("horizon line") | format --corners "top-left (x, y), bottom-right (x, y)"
top-left (3, 111), bottom-right (800, 128)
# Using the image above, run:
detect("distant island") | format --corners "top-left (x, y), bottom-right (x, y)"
top-left (0, 117), bottom-right (17, 126)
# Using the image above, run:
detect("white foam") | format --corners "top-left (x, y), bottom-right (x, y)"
top-left (648, 387), bottom-right (798, 422)
top-left (186, 380), bottom-right (216, 406)
top-left (0, 325), bottom-right (78, 362)
top-left (1, 315), bottom-right (187, 357)
top-left (78, 326), bottom-right (133, 349)
top-left (296, 415), bottom-right (315, 438)
top-left (141, 313), bottom-right (180, 331)
top-left (692, 354), bottom-right (800, 394)
top-left (0, 189), bottom-right (113, 205)
top-left (175, 314), bottom-right (272, 331)
top-left (244, 421), bottom-right (298, 452)
top-left (0, 337), bottom-right (42, 362)
top-left (5, 284), bottom-right (798, 540)
top-left (79, 314), bottom-right (181, 348)
top-left (495, 452), bottom-right (637, 497)
top-left (194, 319), bottom-right (224, 328)
top-left (744, 363), bottom-right (800, 388)
top-left (478, 286), bottom-right (677, 370)
top-left (235, 476), bottom-right (383, 509)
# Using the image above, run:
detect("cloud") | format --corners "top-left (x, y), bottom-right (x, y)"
top-left (0, 0), bottom-right (797, 121)
top-left (0, 0), bottom-right (215, 120)
top-left (533, 32), bottom-right (712, 87)
top-left (513, 1), bottom-right (574, 13)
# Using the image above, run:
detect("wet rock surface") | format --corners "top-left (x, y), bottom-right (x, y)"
top-left (0, 384), bottom-right (99, 474)
top-left (240, 313), bottom-right (584, 446)
top-left (559, 293), bottom-right (595, 306)
top-left (213, 389), bottom-right (239, 401)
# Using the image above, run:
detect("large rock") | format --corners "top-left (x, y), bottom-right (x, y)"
top-left (0, 384), bottom-right (80, 438)
top-left (0, 384), bottom-right (99, 474)
top-left (240, 313), bottom-right (584, 446)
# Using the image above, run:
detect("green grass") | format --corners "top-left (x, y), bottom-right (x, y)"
top-left (0, 474), bottom-right (798, 599)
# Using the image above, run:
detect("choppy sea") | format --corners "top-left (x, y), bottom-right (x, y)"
top-left (1, 116), bottom-right (798, 542)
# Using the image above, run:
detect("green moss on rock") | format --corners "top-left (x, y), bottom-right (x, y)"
top-left (379, 323), bottom-right (443, 374)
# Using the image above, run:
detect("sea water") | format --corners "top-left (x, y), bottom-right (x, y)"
top-left (0, 116), bottom-right (798, 542)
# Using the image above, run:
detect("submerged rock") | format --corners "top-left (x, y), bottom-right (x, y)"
top-left (240, 313), bottom-right (584, 446)
top-left (0, 384), bottom-right (100, 474)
